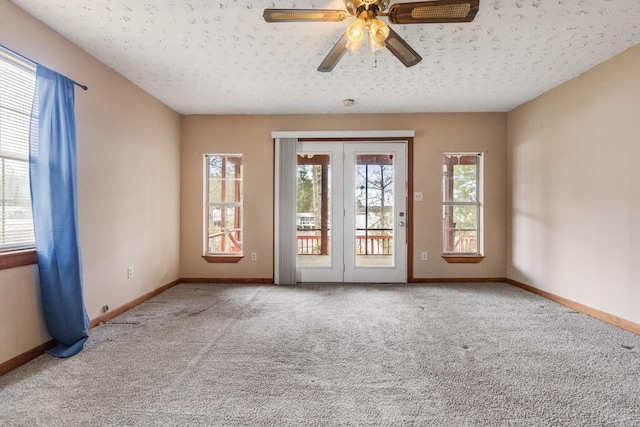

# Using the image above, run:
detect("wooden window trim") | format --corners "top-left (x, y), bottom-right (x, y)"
top-left (0, 249), bottom-right (37, 270)
top-left (442, 255), bottom-right (484, 264)
top-left (202, 255), bottom-right (243, 263)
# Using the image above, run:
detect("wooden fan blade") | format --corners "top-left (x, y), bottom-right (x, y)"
top-left (263, 9), bottom-right (348, 23)
top-left (385, 27), bottom-right (422, 67)
top-left (388, 0), bottom-right (479, 24)
top-left (318, 34), bottom-right (349, 72)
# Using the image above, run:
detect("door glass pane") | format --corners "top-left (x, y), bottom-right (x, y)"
top-left (354, 154), bottom-right (394, 267)
top-left (296, 154), bottom-right (331, 268)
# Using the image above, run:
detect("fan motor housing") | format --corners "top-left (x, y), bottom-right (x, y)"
top-left (345, 0), bottom-right (391, 16)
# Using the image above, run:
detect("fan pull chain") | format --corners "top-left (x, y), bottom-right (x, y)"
top-left (374, 51), bottom-right (378, 68)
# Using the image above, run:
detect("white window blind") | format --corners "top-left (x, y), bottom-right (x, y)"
top-left (0, 48), bottom-right (36, 251)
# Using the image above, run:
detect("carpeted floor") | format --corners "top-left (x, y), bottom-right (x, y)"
top-left (1, 282), bottom-right (639, 426)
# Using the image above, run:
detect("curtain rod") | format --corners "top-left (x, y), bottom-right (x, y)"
top-left (0, 43), bottom-right (88, 91)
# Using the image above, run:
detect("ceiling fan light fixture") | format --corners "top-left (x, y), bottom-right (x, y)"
top-left (369, 18), bottom-right (390, 43)
top-left (368, 18), bottom-right (390, 52)
top-left (265, 0), bottom-right (481, 71)
top-left (345, 18), bottom-right (366, 44)
top-left (345, 18), bottom-right (366, 52)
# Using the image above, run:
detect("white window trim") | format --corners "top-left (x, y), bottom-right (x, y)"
top-left (442, 152), bottom-right (483, 256)
top-left (203, 153), bottom-right (244, 259)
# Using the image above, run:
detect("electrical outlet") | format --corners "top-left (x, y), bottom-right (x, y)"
top-left (251, 252), bottom-right (257, 261)
top-left (127, 266), bottom-right (134, 279)
top-left (414, 192), bottom-right (423, 201)
top-left (421, 252), bottom-right (428, 261)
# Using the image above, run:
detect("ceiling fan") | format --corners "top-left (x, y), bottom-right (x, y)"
top-left (263, 0), bottom-right (479, 72)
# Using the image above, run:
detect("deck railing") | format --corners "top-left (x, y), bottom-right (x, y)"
top-left (454, 235), bottom-right (477, 253)
top-left (297, 235), bottom-right (326, 255)
top-left (444, 231), bottom-right (477, 253)
top-left (297, 234), bottom-right (393, 255)
top-left (298, 233), bottom-right (477, 255)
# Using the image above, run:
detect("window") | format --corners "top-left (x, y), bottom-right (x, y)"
top-left (0, 48), bottom-right (36, 252)
top-left (204, 154), bottom-right (243, 259)
top-left (442, 153), bottom-right (482, 257)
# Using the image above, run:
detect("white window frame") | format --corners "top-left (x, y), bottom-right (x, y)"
top-left (203, 154), bottom-right (243, 258)
top-left (442, 152), bottom-right (483, 256)
top-left (0, 47), bottom-right (36, 253)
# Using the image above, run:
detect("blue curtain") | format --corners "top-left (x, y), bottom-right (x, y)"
top-left (29, 65), bottom-right (89, 358)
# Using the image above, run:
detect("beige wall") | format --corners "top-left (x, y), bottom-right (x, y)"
top-left (507, 45), bottom-right (640, 325)
top-left (0, 1), bottom-right (181, 365)
top-left (181, 113), bottom-right (507, 280)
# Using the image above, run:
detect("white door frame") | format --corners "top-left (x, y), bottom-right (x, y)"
top-left (273, 130), bottom-right (415, 285)
top-left (343, 142), bottom-right (407, 283)
top-left (296, 142), bottom-right (345, 283)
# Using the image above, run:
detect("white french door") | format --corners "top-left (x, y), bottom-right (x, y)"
top-left (296, 141), bottom-right (407, 283)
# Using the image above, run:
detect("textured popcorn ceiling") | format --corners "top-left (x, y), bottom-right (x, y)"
top-left (9, 0), bottom-right (640, 114)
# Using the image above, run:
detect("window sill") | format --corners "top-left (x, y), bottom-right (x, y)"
top-left (0, 249), bottom-right (37, 271)
top-left (202, 255), bottom-right (243, 264)
top-left (442, 255), bottom-right (484, 264)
